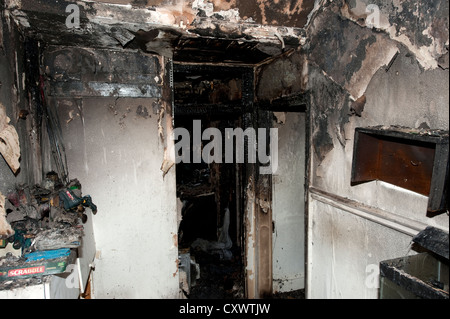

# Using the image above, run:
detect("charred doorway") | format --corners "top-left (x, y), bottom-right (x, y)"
top-left (174, 64), bottom-right (254, 299)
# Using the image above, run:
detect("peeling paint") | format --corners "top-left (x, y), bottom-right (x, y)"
top-left (308, 5), bottom-right (399, 99)
top-left (0, 102), bottom-right (21, 174)
top-left (160, 57), bottom-right (176, 178)
top-left (5, 0), bottom-right (22, 8)
top-left (341, 0), bottom-right (449, 70)
top-left (193, 0), bottom-right (240, 22)
top-left (236, 0), bottom-right (316, 28)
top-left (9, 9), bottom-right (30, 28)
top-left (82, 0), bottom-right (318, 29)
top-left (172, 232), bottom-right (178, 248)
top-left (349, 94), bottom-right (366, 117)
top-left (307, 65), bottom-right (351, 164)
top-left (0, 192), bottom-right (15, 239)
top-left (159, 95), bottom-right (175, 178)
top-left (273, 112), bottom-right (286, 124)
top-left (257, 198), bottom-right (271, 213)
top-left (256, 50), bottom-right (307, 101)
top-left (173, 258), bottom-right (179, 277)
top-left (244, 176), bottom-right (256, 298)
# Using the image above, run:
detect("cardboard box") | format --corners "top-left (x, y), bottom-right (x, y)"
top-left (0, 249), bottom-right (76, 281)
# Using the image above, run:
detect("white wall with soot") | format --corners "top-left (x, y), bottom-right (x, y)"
top-left (57, 97), bottom-right (179, 298)
top-left (272, 112), bottom-right (306, 293)
top-left (306, 23), bottom-right (449, 298)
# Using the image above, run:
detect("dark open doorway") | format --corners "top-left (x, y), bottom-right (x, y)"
top-left (172, 59), bottom-right (308, 300)
top-left (173, 64), bottom-right (252, 299)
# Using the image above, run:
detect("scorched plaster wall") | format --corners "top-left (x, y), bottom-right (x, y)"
top-left (44, 47), bottom-right (179, 298)
top-left (272, 112), bottom-right (306, 293)
top-left (0, 9), bottom-right (34, 193)
top-left (305, 0), bottom-right (449, 299)
top-left (56, 97), bottom-right (179, 298)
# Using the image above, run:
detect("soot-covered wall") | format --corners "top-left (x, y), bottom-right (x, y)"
top-left (305, 0), bottom-right (449, 299)
top-left (43, 46), bottom-right (179, 298)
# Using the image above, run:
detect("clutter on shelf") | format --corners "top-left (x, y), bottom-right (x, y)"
top-left (0, 171), bottom-right (97, 288)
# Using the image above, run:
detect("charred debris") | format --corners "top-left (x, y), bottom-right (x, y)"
top-left (0, 172), bottom-right (97, 289)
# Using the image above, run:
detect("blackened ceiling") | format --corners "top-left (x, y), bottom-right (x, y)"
top-left (4, 0), bottom-right (315, 65)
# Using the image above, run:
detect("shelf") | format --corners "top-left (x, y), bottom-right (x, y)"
top-left (351, 126), bottom-right (449, 216)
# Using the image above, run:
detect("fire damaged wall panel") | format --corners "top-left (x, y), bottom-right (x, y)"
top-left (255, 50), bottom-right (308, 102)
top-left (308, 46), bottom-right (449, 219)
top-left (308, 4), bottom-right (399, 99)
top-left (54, 96), bottom-right (179, 298)
top-left (0, 103), bottom-right (21, 174)
top-left (39, 42), bottom-right (180, 298)
top-left (44, 47), bottom-right (162, 98)
top-left (1, 6), bottom-right (40, 192)
top-left (44, 47), bottom-right (161, 84)
top-left (272, 112), bottom-right (306, 293)
top-left (306, 0), bottom-right (449, 300)
top-left (307, 65), bottom-right (352, 166)
top-left (48, 56), bottom-right (179, 297)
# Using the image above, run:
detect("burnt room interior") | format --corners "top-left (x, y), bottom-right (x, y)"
top-left (0, 0), bottom-right (449, 300)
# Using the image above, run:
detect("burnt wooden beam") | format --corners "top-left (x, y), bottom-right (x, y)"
top-left (256, 92), bottom-right (308, 112)
top-left (174, 104), bottom-right (245, 116)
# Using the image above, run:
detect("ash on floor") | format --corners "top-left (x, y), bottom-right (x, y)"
top-left (187, 248), bottom-right (306, 300)
top-left (188, 248), bottom-right (244, 299)
top-left (272, 289), bottom-right (305, 299)
top-left (0, 275), bottom-right (51, 291)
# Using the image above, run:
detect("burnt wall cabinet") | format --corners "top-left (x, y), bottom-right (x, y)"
top-left (351, 126), bottom-right (449, 216)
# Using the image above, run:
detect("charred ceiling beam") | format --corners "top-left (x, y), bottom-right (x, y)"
top-left (256, 92), bottom-right (308, 112)
top-left (4, 0), bottom-right (311, 65)
top-left (174, 104), bottom-right (244, 116)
